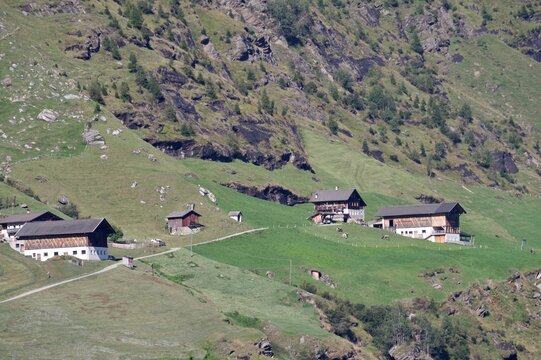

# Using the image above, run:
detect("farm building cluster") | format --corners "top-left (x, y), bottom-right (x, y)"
top-left (308, 187), bottom-right (473, 245)
top-left (0, 211), bottom-right (114, 261)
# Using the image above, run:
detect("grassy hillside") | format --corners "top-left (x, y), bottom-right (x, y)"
top-left (0, 265), bottom-right (260, 360)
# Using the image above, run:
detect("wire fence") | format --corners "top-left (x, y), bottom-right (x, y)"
top-left (228, 222), bottom-right (540, 254)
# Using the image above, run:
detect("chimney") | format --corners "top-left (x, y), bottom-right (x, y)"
top-left (335, 186), bottom-right (339, 191)
top-left (187, 203), bottom-right (195, 211)
top-left (314, 193), bottom-right (318, 199)
top-left (26, 208), bottom-right (30, 214)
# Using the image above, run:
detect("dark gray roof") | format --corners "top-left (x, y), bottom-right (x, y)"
top-left (16, 218), bottom-right (111, 238)
top-left (166, 209), bottom-right (201, 219)
top-left (309, 188), bottom-right (364, 204)
top-left (376, 202), bottom-right (465, 218)
top-left (0, 211), bottom-right (59, 225)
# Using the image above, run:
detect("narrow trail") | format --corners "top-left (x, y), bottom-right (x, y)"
top-left (0, 228), bottom-right (268, 305)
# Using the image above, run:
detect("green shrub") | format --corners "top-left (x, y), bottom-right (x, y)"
top-left (57, 203), bottom-right (79, 219)
top-left (224, 311), bottom-right (261, 328)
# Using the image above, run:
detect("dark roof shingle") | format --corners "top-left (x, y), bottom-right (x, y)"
top-left (0, 211), bottom-right (58, 225)
top-left (166, 210), bottom-right (201, 219)
top-left (376, 202), bottom-right (465, 217)
top-left (309, 188), bottom-right (365, 205)
top-left (16, 218), bottom-right (111, 238)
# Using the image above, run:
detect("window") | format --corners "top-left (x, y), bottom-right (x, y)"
top-left (422, 230), bottom-right (426, 234)
top-left (15, 243), bottom-right (19, 248)
top-left (54, 252), bottom-right (59, 256)
top-left (44, 252), bottom-right (48, 257)
top-left (32, 253), bottom-right (36, 257)
top-left (81, 250), bottom-right (86, 255)
top-left (73, 250), bottom-right (77, 255)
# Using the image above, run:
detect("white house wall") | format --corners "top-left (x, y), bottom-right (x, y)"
top-left (23, 246), bottom-right (108, 262)
top-left (394, 226), bottom-right (435, 241)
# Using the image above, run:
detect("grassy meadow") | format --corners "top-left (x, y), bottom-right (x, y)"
top-left (0, 264), bottom-right (261, 360)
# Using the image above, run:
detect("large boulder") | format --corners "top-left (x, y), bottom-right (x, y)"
top-left (82, 129), bottom-right (105, 145)
top-left (37, 109), bottom-right (59, 122)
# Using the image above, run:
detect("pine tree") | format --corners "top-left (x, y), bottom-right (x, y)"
top-left (128, 53), bottom-right (138, 73)
top-left (259, 89), bottom-right (274, 115)
top-left (127, 4), bottom-right (143, 29)
top-left (119, 82), bottom-right (131, 102)
top-left (410, 31), bottom-right (424, 56)
top-left (88, 79), bottom-right (105, 105)
top-left (362, 140), bottom-right (369, 154)
top-left (413, 95), bottom-right (419, 109)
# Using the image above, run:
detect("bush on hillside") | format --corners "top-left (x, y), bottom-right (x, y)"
top-left (108, 224), bottom-right (124, 243)
top-left (268, 0), bottom-right (311, 45)
top-left (57, 203), bottom-right (79, 219)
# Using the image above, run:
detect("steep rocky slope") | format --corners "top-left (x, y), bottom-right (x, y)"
top-left (2, 0), bottom-right (540, 192)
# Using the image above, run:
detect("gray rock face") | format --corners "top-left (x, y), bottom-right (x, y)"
top-left (20, 0), bottom-right (86, 16)
top-left (257, 339), bottom-right (274, 357)
top-left (82, 129), bottom-right (105, 145)
top-left (1, 76), bottom-right (12, 87)
top-left (491, 151), bottom-right (519, 174)
top-left (231, 34), bottom-right (276, 64)
top-left (37, 109), bottom-right (59, 122)
top-left (65, 29), bottom-right (101, 60)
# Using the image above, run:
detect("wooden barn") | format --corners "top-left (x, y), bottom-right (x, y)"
top-left (0, 211), bottom-right (62, 243)
top-left (14, 218), bottom-right (114, 261)
top-left (166, 209), bottom-right (201, 234)
top-left (376, 202), bottom-right (473, 244)
top-left (308, 188), bottom-right (366, 224)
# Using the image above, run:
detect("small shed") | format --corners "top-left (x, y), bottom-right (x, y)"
top-left (228, 211), bottom-right (243, 223)
top-left (166, 209), bottom-right (202, 234)
top-left (122, 256), bottom-right (134, 269)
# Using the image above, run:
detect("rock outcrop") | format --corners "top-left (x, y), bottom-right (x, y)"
top-left (491, 151), bottom-right (519, 174)
top-left (221, 182), bottom-right (308, 205)
top-left (65, 29), bottom-right (101, 60)
top-left (37, 109), bottom-right (59, 122)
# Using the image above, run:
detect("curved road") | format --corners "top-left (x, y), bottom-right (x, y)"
top-left (0, 228), bottom-right (267, 305)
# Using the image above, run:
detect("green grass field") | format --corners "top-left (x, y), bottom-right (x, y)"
top-left (193, 226), bottom-right (541, 305)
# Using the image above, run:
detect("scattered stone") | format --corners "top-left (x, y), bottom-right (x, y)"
top-left (63, 94), bottom-right (80, 100)
top-left (100, 145), bottom-right (108, 151)
top-left (131, 181), bottom-right (138, 188)
top-left (148, 154), bottom-right (157, 161)
top-left (266, 271), bottom-right (274, 280)
top-left (37, 109), bottom-right (58, 122)
top-left (112, 129), bottom-right (121, 136)
top-left (57, 195), bottom-right (69, 205)
top-left (257, 339), bottom-right (274, 358)
top-left (432, 283), bottom-right (443, 290)
top-left (82, 129), bottom-right (105, 145)
top-left (1, 76), bottom-right (12, 87)
top-left (100, 154), bottom-right (108, 160)
top-left (35, 175), bottom-right (48, 183)
top-left (476, 304), bottom-right (489, 317)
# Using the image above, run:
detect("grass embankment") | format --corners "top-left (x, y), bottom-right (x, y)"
top-left (0, 244), bottom-right (108, 301)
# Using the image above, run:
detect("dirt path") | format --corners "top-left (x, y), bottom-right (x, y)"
top-left (0, 228), bottom-right (267, 304)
